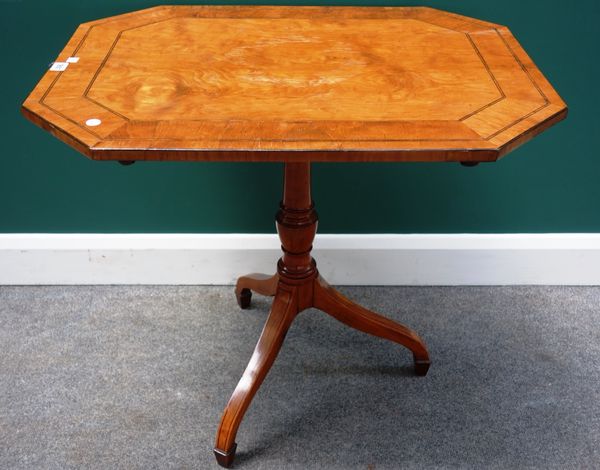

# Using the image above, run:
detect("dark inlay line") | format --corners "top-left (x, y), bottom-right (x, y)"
top-left (459, 33), bottom-right (506, 121)
top-left (40, 25), bottom-right (102, 139)
top-left (484, 28), bottom-right (551, 140)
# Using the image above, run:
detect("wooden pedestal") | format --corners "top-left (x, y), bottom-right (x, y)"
top-left (214, 163), bottom-right (430, 467)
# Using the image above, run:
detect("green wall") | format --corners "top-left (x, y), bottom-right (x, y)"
top-left (1, 1), bottom-right (596, 233)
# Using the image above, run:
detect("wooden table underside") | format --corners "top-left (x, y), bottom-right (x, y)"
top-left (21, 6), bottom-right (567, 468)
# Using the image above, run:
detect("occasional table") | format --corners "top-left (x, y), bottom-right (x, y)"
top-left (22, 6), bottom-right (567, 467)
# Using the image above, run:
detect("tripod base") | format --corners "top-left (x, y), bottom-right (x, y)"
top-left (214, 273), bottom-right (430, 467)
top-left (214, 163), bottom-right (430, 467)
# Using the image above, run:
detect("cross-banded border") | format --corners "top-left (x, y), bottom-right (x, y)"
top-left (38, 12), bottom-right (550, 146)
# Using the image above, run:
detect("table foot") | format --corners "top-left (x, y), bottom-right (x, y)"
top-left (414, 358), bottom-right (431, 376)
top-left (215, 284), bottom-right (298, 467)
top-left (235, 273), bottom-right (278, 309)
top-left (313, 276), bottom-right (431, 376)
top-left (213, 444), bottom-right (237, 468)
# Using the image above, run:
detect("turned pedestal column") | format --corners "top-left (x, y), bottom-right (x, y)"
top-left (213, 163), bottom-right (430, 467)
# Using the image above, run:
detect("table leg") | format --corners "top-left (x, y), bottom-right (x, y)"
top-left (214, 284), bottom-right (299, 467)
top-left (313, 275), bottom-right (430, 376)
top-left (213, 162), bottom-right (430, 467)
top-left (235, 273), bottom-right (279, 309)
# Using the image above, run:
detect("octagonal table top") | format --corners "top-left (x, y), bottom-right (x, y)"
top-left (21, 5), bottom-right (567, 163)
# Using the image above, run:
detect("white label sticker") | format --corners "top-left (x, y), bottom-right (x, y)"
top-left (49, 62), bottom-right (69, 72)
top-left (66, 57), bottom-right (80, 63)
top-left (85, 118), bottom-right (102, 127)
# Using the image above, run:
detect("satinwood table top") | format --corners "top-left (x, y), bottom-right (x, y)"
top-left (22, 6), bottom-right (567, 163)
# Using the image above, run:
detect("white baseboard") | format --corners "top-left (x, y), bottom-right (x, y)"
top-left (0, 234), bottom-right (598, 285)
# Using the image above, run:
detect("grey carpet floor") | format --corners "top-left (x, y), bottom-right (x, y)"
top-left (0, 286), bottom-right (599, 470)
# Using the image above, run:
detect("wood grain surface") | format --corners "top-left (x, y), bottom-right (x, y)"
top-left (22, 6), bottom-right (567, 162)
